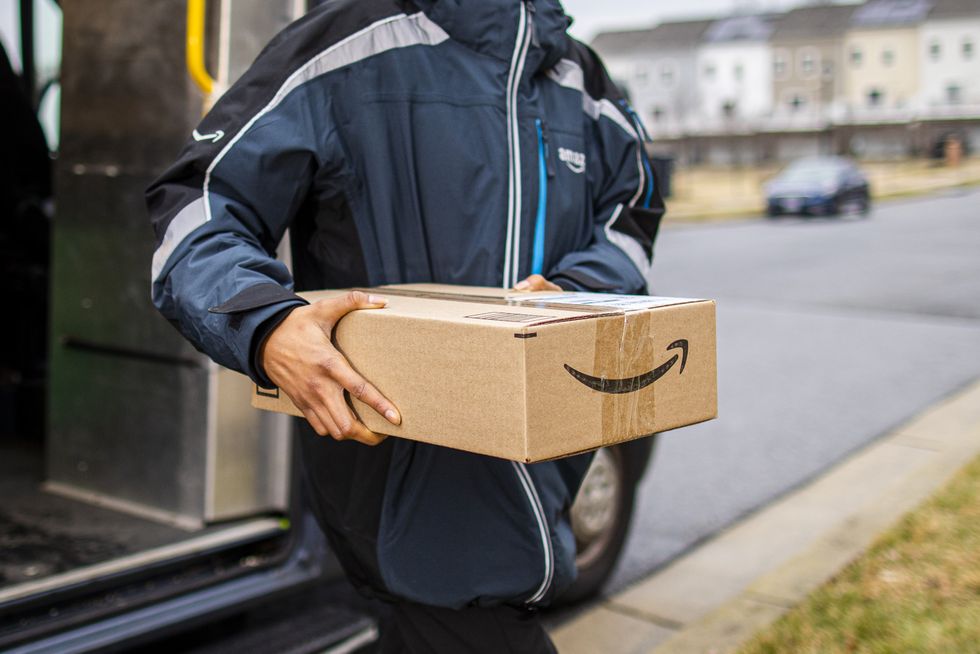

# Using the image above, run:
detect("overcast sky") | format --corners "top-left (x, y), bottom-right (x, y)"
top-left (560, 0), bottom-right (852, 42)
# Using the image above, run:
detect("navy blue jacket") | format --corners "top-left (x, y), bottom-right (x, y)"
top-left (147, 0), bottom-right (663, 608)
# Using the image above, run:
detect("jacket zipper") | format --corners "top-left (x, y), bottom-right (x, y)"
top-left (502, 1), bottom-right (533, 289)
top-left (504, 2), bottom-right (553, 605)
top-left (512, 461), bottom-right (554, 605)
top-left (531, 118), bottom-right (551, 276)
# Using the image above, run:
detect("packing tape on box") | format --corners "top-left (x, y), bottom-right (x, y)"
top-left (596, 310), bottom-right (656, 447)
top-left (360, 286), bottom-right (618, 315)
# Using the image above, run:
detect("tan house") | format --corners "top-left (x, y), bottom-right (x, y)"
top-left (771, 4), bottom-right (857, 124)
top-left (843, 0), bottom-right (932, 116)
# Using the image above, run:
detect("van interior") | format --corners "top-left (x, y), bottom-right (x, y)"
top-left (0, 0), bottom-right (312, 641)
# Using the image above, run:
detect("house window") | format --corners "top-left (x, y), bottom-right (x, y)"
top-left (947, 84), bottom-right (962, 104)
top-left (800, 53), bottom-right (816, 75)
top-left (634, 66), bottom-right (649, 85)
top-left (722, 100), bottom-right (737, 118)
top-left (850, 47), bottom-right (862, 66)
top-left (704, 63), bottom-right (716, 79)
top-left (822, 60), bottom-right (834, 77)
top-left (929, 40), bottom-right (941, 61)
top-left (650, 106), bottom-right (665, 122)
top-left (788, 94), bottom-right (806, 112)
top-left (734, 63), bottom-right (744, 81)
top-left (774, 56), bottom-right (786, 76)
top-left (660, 64), bottom-right (674, 85)
top-left (965, 39), bottom-right (975, 60)
top-left (867, 88), bottom-right (884, 107)
top-left (882, 49), bottom-right (895, 66)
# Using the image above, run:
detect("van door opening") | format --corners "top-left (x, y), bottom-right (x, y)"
top-left (1, 0), bottom-right (308, 629)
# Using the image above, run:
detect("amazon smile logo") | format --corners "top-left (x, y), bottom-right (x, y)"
top-left (564, 339), bottom-right (689, 394)
top-left (193, 129), bottom-right (225, 143)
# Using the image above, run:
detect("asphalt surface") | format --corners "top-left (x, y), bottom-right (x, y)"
top-left (606, 187), bottom-right (980, 592)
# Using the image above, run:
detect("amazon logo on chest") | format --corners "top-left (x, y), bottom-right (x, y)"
top-left (557, 147), bottom-right (586, 174)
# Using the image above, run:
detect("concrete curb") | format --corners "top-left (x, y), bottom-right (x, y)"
top-left (549, 379), bottom-right (980, 654)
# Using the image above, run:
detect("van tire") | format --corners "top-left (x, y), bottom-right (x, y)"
top-left (559, 445), bottom-right (638, 604)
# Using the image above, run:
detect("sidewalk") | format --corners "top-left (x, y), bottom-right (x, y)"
top-left (666, 158), bottom-right (980, 222)
top-left (549, 378), bottom-right (980, 654)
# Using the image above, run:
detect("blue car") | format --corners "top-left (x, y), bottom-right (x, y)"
top-left (765, 157), bottom-right (871, 217)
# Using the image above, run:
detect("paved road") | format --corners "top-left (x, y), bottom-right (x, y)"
top-left (607, 187), bottom-right (980, 592)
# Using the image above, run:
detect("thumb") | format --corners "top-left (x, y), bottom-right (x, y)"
top-left (514, 274), bottom-right (547, 291)
top-left (318, 290), bottom-right (388, 323)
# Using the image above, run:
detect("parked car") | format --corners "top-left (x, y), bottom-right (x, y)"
top-left (765, 157), bottom-right (871, 217)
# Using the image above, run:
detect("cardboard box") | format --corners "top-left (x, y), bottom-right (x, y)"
top-left (252, 284), bottom-right (716, 462)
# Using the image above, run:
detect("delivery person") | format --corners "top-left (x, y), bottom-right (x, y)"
top-left (147, 0), bottom-right (663, 650)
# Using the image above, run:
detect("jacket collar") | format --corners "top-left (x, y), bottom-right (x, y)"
top-left (411, 0), bottom-right (571, 71)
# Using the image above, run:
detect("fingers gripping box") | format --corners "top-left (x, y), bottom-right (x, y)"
top-left (252, 284), bottom-right (717, 462)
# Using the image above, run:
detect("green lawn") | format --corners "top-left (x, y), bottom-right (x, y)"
top-left (738, 454), bottom-right (980, 654)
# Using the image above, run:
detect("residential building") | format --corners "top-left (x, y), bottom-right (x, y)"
top-left (696, 14), bottom-right (776, 130)
top-left (770, 4), bottom-right (856, 125)
top-left (593, 20), bottom-right (712, 138)
top-left (589, 27), bottom-right (654, 91)
top-left (843, 0), bottom-right (932, 117)
top-left (919, 0), bottom-right (980, 110)
top-left (587, 1), bottom-right (980, 163)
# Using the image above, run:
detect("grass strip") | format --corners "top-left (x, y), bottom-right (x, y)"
top-left (738, 453), bottom-right (980, 654)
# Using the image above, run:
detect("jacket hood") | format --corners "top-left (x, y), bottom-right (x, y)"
top-left (411, 0), bottom-right (571, 71)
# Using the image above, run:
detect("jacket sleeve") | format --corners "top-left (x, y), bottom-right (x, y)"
top-left (146, 31), bottom-right (341, 386)
top-left (546, 45), bottom-right (665, 295)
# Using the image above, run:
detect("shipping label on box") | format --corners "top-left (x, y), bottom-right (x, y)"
top-left (252, 284), bottom-right (717, 462)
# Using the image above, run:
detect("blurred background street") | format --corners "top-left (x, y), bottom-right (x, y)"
top-left (613, 186), bottom-right (980, 593)
top-left (665, 158), bottom-right (980, 220)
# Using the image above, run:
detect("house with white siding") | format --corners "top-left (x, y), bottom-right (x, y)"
top-left (696, 14), bottom-right (776, 131)
top-left (919, 0), bottom-right (980, 111)
top-left (593, 20), bottom-right (712, 138)
top-left (588, 27), bottom-right (653, 92)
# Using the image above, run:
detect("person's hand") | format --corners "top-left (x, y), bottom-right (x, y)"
top-left (513, 274), bottom-right (562, 292)
top-left (259, 291), bottom-right (400, 445)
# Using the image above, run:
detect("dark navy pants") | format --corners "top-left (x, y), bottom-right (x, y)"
top-left (376, 600), bottom-right (557, 654)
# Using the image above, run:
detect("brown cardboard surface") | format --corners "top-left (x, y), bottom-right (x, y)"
top-left (251, 284), bottom-right (717, 462)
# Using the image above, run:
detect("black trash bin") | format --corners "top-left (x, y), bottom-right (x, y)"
top-left (650, 155), bottom-right (673, 199)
